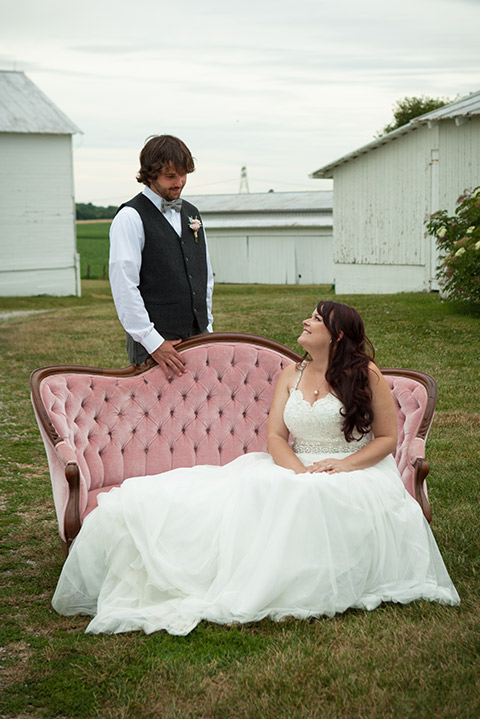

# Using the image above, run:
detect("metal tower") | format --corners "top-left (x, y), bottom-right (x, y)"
top-left (239, 166), bottom-right (250, 193)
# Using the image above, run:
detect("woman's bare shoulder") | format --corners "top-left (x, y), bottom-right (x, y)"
top-left (368, 361), bottom-right (382, 377)
top-left (277, 362), bottom-right (300, 388)
top-left (368, 362), bottom-right (394, 400)
top-left (368, 361), bottom-right (389, 387)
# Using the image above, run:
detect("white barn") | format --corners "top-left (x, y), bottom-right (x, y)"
top-left (183, 191), bottom-right (333, 284)
top-left (0, 71), bottom-right (81, 296)
top-left (311, 91), bottom-right (480, 294)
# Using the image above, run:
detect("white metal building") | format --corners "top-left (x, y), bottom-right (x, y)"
top-left (0, 71), bottom-right (81, 296)
top-left (311, 91), bottom-right (480, 294)
top-left (183, 191), bottom-right (333, 284)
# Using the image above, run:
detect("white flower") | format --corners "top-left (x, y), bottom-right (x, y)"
top-left (188, 216), bottom-right (202, 242)
top-left (436, 226), bottom-right (447, 238)
top-left (466, 226), bottom-right (475, 234)
top-left (455, 247), bottom-right (466, 257)
top-left (475, 240), bottom-right (480, 250)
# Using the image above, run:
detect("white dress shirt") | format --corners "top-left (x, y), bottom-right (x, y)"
top-left (109, 186), bottom-right (214, 355)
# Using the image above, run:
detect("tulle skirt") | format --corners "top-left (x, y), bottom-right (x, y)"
top-left (52, 451), bottom-right (459, 636)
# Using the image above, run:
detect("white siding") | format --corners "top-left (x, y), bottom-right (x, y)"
top-left (0, 133), bottom-right (79, 296)
top-left (293, 232), bottom-right (333, 284)
top-left (438, 118), bottom-right (480, 211)
top-left (330, 125), bottom-right (450, 293)
top-left (333, 127), bottom-right (433, 269)
top-left (206, 228), bottom-right (333, 284)
top-left (207, 234), bottom-right (249, 283)
top-left (335, 264), bottom-right (427, 294)
top-left (247, 236), bottom-right (297, 284)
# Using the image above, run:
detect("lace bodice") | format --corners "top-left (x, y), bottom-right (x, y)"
top-left (283, 363), bottom-right (371, 455)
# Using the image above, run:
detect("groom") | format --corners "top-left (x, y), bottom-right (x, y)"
top-left (109, 135), bottom-right (214, 377)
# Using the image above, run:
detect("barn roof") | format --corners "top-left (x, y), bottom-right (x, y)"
top-left (182, 191), bottom-right (333, 229)
top-left (0, 71), bottom-right (81, 134)
top-left (311, 89), bottom-right (480, 178)
top-left (184, 191), bottom-right (332, 212)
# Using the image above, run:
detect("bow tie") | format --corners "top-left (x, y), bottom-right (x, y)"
top-left (161, 198), bottom-right (182, 213)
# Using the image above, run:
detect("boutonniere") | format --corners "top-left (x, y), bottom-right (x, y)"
top-left (188, 216), bottom-right (202, 243)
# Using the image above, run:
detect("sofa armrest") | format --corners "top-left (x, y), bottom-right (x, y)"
top-left (48, 441), bottom-right (82, 553)
top-left (408, 438), bottom-right (431, 523)
top-left (413, 458), bottom-right (432, 524)
top-left (63, 461), bottom-right (81, 554)
top-left (55, 440), bottom-right (78, 466)
top-left (407, 436), bottom-right (426, 466)
top-left (36, 433), bottom-right (83, 552)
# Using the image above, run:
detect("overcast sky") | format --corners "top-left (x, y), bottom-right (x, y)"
top-left (2, 0), bottom-right (479, 204)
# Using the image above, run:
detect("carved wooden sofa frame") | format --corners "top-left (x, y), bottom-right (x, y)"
top-left (30, 332), bottom-right (437, 555)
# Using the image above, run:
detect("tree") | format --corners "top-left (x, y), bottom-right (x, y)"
top-left (75, 202), bottom-right (117, 220)
top-left (376, 95), bottom-right (451, 137)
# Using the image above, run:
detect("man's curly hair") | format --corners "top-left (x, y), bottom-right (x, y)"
top-left (136, 135), bottom-right (195, 185)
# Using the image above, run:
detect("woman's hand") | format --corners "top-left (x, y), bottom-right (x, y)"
top-left (306, 365), bottom-right (398, 475)
top-left (306, 458), bottom-right (350, 474)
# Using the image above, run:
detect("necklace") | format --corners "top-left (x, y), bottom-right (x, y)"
top-left (302, 360), bottom-right (327, 399)
top-left (308, 366), bottom-right (324, 398)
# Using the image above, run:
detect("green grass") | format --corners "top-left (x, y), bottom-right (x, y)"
top-left (76, 221), bottom-right (110, 279)
top-left (0, 282), bottom-right (479, 718)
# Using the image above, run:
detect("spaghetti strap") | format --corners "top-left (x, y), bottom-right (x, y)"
top-left (293, 360), bottom-right (308, 390)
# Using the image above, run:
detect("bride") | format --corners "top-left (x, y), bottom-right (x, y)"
top-left (52, 301), bottom-right (459, 635)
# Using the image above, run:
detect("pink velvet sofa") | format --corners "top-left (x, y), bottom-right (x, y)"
top-left (30, 332), bottom-right (437, 554)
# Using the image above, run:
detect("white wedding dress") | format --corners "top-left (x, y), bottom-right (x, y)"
top-left (52, 368), bottom-right (460, 635)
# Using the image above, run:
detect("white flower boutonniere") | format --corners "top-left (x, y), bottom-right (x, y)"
top-left (188, 216), bottom-right (202, 243)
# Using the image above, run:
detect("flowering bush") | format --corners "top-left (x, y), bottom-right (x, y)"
top-left (426, 187), bottom-right (480, 305)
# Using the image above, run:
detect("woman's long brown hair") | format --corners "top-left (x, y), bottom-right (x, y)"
top-left (317, 301), bottom-right (375, 442)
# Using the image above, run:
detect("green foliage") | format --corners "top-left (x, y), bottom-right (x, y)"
top-left (426, 187), bottom-right (480, 306)
top-left (76, 221), bottom-right (110, 279)
top-left (377, 95), bottom-right (450, 136)
top-left (76, 202), bottom-right (117, 220)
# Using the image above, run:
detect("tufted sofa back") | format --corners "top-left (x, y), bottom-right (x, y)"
top-left (31, 335), bottom-right (300, 545)
top-left (31, 334), bottom-right (437, 549)
top-left (39, 341), bottom-right (294, 486)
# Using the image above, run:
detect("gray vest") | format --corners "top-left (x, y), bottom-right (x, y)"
top-left (119, 193), bottom-right (209, 361)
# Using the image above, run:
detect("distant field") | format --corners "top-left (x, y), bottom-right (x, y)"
top-left (76, 221), bottom-right (110, 279)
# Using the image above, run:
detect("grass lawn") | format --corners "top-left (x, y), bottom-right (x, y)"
top-left (76, 221), bottom-right (111, 279)
top-left (0, 281), bottom-right (479, 718)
